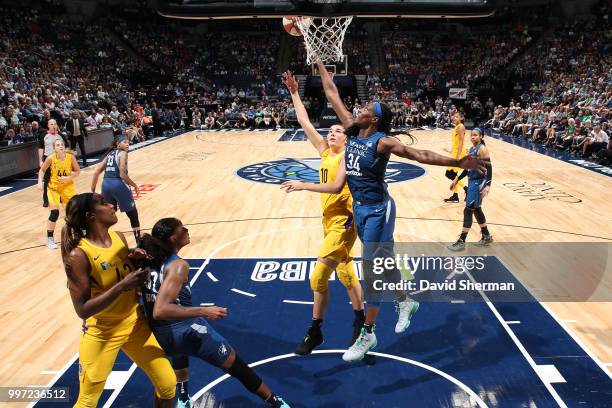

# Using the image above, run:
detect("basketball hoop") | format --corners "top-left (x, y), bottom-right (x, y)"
top-left (294, 10), bottom-right (353, 65)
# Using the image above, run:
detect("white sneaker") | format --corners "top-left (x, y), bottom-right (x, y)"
top-left (342, 327), bottom-right (377, 362)
top-left (395, 299), bottom-right (420, 333)
top-left (47, 237), bottom-right (58, 250)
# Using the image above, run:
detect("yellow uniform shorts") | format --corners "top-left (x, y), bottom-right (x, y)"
top-left (75, 310), bottom-right (176, 407)
top-left (311, 213), bottom-right (359, 292)
top-left (48, 183), bottom-right (76, 206)
top-left (318, 213), bottom-right (357, 263)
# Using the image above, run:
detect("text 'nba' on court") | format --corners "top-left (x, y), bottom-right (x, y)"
top-left (372, 254), bottom-right (487, 275)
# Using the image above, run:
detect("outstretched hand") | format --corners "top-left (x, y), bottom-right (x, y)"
top-left (282, 71), bottom-right (298, 94)
top-left (280, 180), bottom-right (306, 193)
top-left (458, 155), bottom-right (489, 175)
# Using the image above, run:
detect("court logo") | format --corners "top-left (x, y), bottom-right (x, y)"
top-left (236, 158), bottom-right (425, 185)
top-left (502, 181), bottom-right (582, 204)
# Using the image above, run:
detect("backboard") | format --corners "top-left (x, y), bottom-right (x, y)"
top-left (158, 1), bottom-right (496, 20)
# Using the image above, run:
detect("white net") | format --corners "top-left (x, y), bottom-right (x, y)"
top-left (295, 16), bottom-right (353, 65)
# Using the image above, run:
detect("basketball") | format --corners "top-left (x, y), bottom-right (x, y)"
top-left (283, 16), bottom-right (304, 36)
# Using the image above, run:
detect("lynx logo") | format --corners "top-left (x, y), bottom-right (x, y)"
top-left (236, 158), bottom-right (425, 185)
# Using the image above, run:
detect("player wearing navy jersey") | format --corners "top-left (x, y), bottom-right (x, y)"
top-left (91, 135), bottom-right (141, 242)
top-left (284, 62), bottom-right (488, 362)
top-left (448, 128), bottom-right (493, 250)
top-left (140, 218), bottom-right (290, 408)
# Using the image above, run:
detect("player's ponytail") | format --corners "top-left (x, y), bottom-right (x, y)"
top-left (61, 193), bottom-right (95, 264)
top-left (139, 218), bottom-right (182, 270)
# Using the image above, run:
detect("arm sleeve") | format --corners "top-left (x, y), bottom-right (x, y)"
top-left (485, 162), bottom-right (492, 186)
top-left (457, 170), bottom-right (468, 181)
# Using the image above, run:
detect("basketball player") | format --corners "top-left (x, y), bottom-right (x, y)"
top-left (448, 128), bottom-right (493, 250)
top-left (37, 119), bottom-right (67, 207)
top-left (91, 135), bottom-right (141, 242)
top-left (37, 138), bottom-right (80, 249)
top-left (60, 193), bottom-right (176, 407)
top-left (281, 71), bottom-right (364, 355)
top-left (140, 218), bottom-right (290, 408)
top-left (444, 112), bottom-right (468, 203)
top-left (283, 62), bottom-right (487, 362)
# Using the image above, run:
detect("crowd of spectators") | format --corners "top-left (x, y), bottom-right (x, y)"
top-left (484, 2), bottom-right (611, 166)
top-left (1, 0), bottom-right (609, 168)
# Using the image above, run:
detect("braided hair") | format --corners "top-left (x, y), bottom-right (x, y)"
top-left (61, 193), bottom-right (96, 263)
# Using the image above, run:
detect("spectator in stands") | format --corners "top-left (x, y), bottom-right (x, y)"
top-left (215, 111), bottom-right (229, 129)
top-left (192, 110), bottom-right (202, 128)
top-left (581, 124), bottom-right (609, 158)
top-left (6, 129), bottom-right (23, 145)
top-left (85, 111), bottom-right (97, 128)
top-left (109, 105), bottom-right (120, 121)
top-left (200, 111), bottom-right (212, 130)
top-left (66, 111), bottom-right (88, 167)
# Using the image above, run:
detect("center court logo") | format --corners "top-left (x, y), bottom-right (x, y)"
top-left (236, 158), bottom-right (425, 185)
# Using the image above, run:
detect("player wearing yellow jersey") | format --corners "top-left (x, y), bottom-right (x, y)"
top-left (444, 112), bottom-right (468, 203)
top-left (60, 193), bottom-right (176, 407)
top-left (281, 71), bottom-right (364, 355)
top-left (38, 138), bottom-right (80, 249)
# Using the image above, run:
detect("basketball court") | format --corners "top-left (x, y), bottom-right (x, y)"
top-left (0, 0), bottom-right (610, 407)
top-left (0, 127), bottom-right (610, 407)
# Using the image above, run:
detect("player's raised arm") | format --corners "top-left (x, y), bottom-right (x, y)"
top-left (378, 135), bottom-right (488, 172)
top-left (281, 156), bottom-right (347, 194)
top-left (316, 61), bottom-right (354, 128)
top-left (282, 70), bottom-right (328, 155)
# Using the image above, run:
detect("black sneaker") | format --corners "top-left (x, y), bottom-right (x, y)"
top-left (444, 193), bottom-right (459, 203)
top-left (447, 239), bottom-right (466, 251)
top-left (474, 235), bottom-right (494, 247)
top-left (294, 327), bottom-right (323, 356)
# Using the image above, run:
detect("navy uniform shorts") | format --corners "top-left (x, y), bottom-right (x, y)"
top-left (102, 178), bottom-right (136, 212)
top-left (353, 197), bottom-right (401, 305)
top-left (353, 197), bottom-right (396, 261)
top-left (466, 178), bottom-right (487, 209)
top-left (152, 318), bottom-right (232, 369)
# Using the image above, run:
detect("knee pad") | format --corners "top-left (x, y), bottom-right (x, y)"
top-left (445, 169), bottom-right (458, 180)
top-left (463, 207), bottom-right (474, 229)
top-left (49, 209), bottom-right (60, 222)
top-left (474, 207), bottom-right (487, 225)
top-left (226, 355), bottom-right (262, 394)
top-left (335, 260), bottom-right (357, 289)
top-left (310, 261), bottom-right (334, 292)
top-left (126, 208), bottom-right (140, 228)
